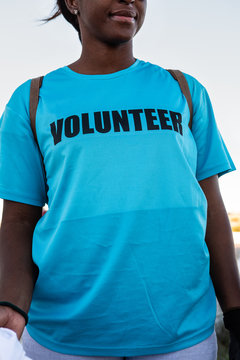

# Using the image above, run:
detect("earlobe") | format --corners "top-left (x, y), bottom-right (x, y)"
top-left (64, 0), bottom-right (79, 14)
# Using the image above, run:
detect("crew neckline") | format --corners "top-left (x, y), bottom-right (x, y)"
top-left (62, 58), bottom-right (141, 80)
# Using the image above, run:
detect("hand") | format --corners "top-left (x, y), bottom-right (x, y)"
top-left (229, 331), bottom-right (240, 360)
top-left (0, 306), bottom-right (26, 340)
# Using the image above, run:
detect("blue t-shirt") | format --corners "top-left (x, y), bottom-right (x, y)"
top-left (0, 59), bottom-right (236, 356)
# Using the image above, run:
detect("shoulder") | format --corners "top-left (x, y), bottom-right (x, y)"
top-left (40, 66), bottom-right (67, 84)
top-left (5, 66), bottom-right (65, 116)
top-left (180, 72), bottom-right (214, 121)
top-left (138, 60), bottom-right (171, 81)
top-left (3, 79), bottom-right (32, 121)
top-left (143, 59), bottom-right (207, 95)
top-left (7, 79), bottom-right (31, 108)
top-left (181, 72), bottom-right (209, 104)
top-left (139, 59), bottom-right (208, 94)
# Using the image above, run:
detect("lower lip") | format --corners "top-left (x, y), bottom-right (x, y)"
top-left (110, 15), bottom-right (135, 23)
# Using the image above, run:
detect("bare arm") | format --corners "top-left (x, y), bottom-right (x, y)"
top-left (199, 175), bottom-right (240, 313)
top-left (0, 199), bottom-right (42, 338)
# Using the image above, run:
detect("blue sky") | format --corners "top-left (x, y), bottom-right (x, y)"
top-left (0, 0), bottom-right (240, 212)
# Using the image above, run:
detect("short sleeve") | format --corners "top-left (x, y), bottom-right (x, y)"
top-left (0, 80), bottom-right (47, 206)
top-left (184, 74), bottom-right (236, 181)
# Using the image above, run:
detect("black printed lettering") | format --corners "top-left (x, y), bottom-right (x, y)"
top-left (49, 108), bottom-right (184, 144)
top-left (50, 118), bottom-right (63, 145)
top-left (170, 111), bottom-right (183, 135)
top-left (94, 112), bottom-right (111, 133)
top-left (144, 109), bottom-right (159, 130)
top-left (65, 115), bottom-right (80, 138)
top-left (112, 110), bottom-right (130, 132)
top-left (157, 110), bottom-right (172, 131)
top-left (82, 113), bottom-right (94, 134)
top-left (128, 109), bottom-right (143, 131)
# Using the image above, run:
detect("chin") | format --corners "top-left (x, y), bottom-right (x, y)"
top-left (104, 32), bottom-right (135, 46)
top-left (108, 38), bottom-right (132, 46)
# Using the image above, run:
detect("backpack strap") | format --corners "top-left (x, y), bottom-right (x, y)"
top-left (167, 69), bottom-right (193, 130)
top-left (29, 75), bottom-right (48, 204)
top-left (29, 75), bottom-right (44, 144)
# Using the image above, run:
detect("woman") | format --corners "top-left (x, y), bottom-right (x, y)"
top-left (0, 1), bottom-right (239, 359)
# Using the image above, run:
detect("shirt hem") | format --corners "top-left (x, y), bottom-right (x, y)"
top-left (26, 325), bottom-right (215, 356)
top-left (196, 163), bottom-right (236, 182)
top-left (0, 189), bottom-right (45, 207)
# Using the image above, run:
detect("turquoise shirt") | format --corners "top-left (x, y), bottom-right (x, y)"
top-left (0, 59), bottom-right (236, 355)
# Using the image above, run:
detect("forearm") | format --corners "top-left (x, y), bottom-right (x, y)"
top-left (0, 221), bottom-right (38, 313)
top-left (205, 200), bottom-right (240, 313)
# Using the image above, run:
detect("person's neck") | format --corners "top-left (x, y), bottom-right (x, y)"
top-left (67, 40), bottom-right (136, 75)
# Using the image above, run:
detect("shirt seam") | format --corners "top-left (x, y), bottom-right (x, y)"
top-left (196, 162), bottom-right (235, 181)
top-left (0, 188), bottom-right (45, 206)
top-left (26, 324), bottom-right (214, 353)
top-left (62, 59), bottom-right (142, 81)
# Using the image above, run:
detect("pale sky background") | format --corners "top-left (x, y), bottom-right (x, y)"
top-left (0, 0), bottom-right (240, 214)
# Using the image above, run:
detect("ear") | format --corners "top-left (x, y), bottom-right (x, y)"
top-left (64, 0), bottom-right (79, 14)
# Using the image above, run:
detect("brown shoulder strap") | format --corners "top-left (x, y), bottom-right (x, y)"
top-left (29, 75), bottom-right (49, 204)
top-left (167, 69), bottom-right (193, 130)
top-left (29, 76), bottom-right (44, 144)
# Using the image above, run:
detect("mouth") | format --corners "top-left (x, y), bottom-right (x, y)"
top-left (109, 9), bottom-right (137, 24)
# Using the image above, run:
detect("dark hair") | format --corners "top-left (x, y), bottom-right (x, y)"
top-left (41, 0), bottom-right (81, 42)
